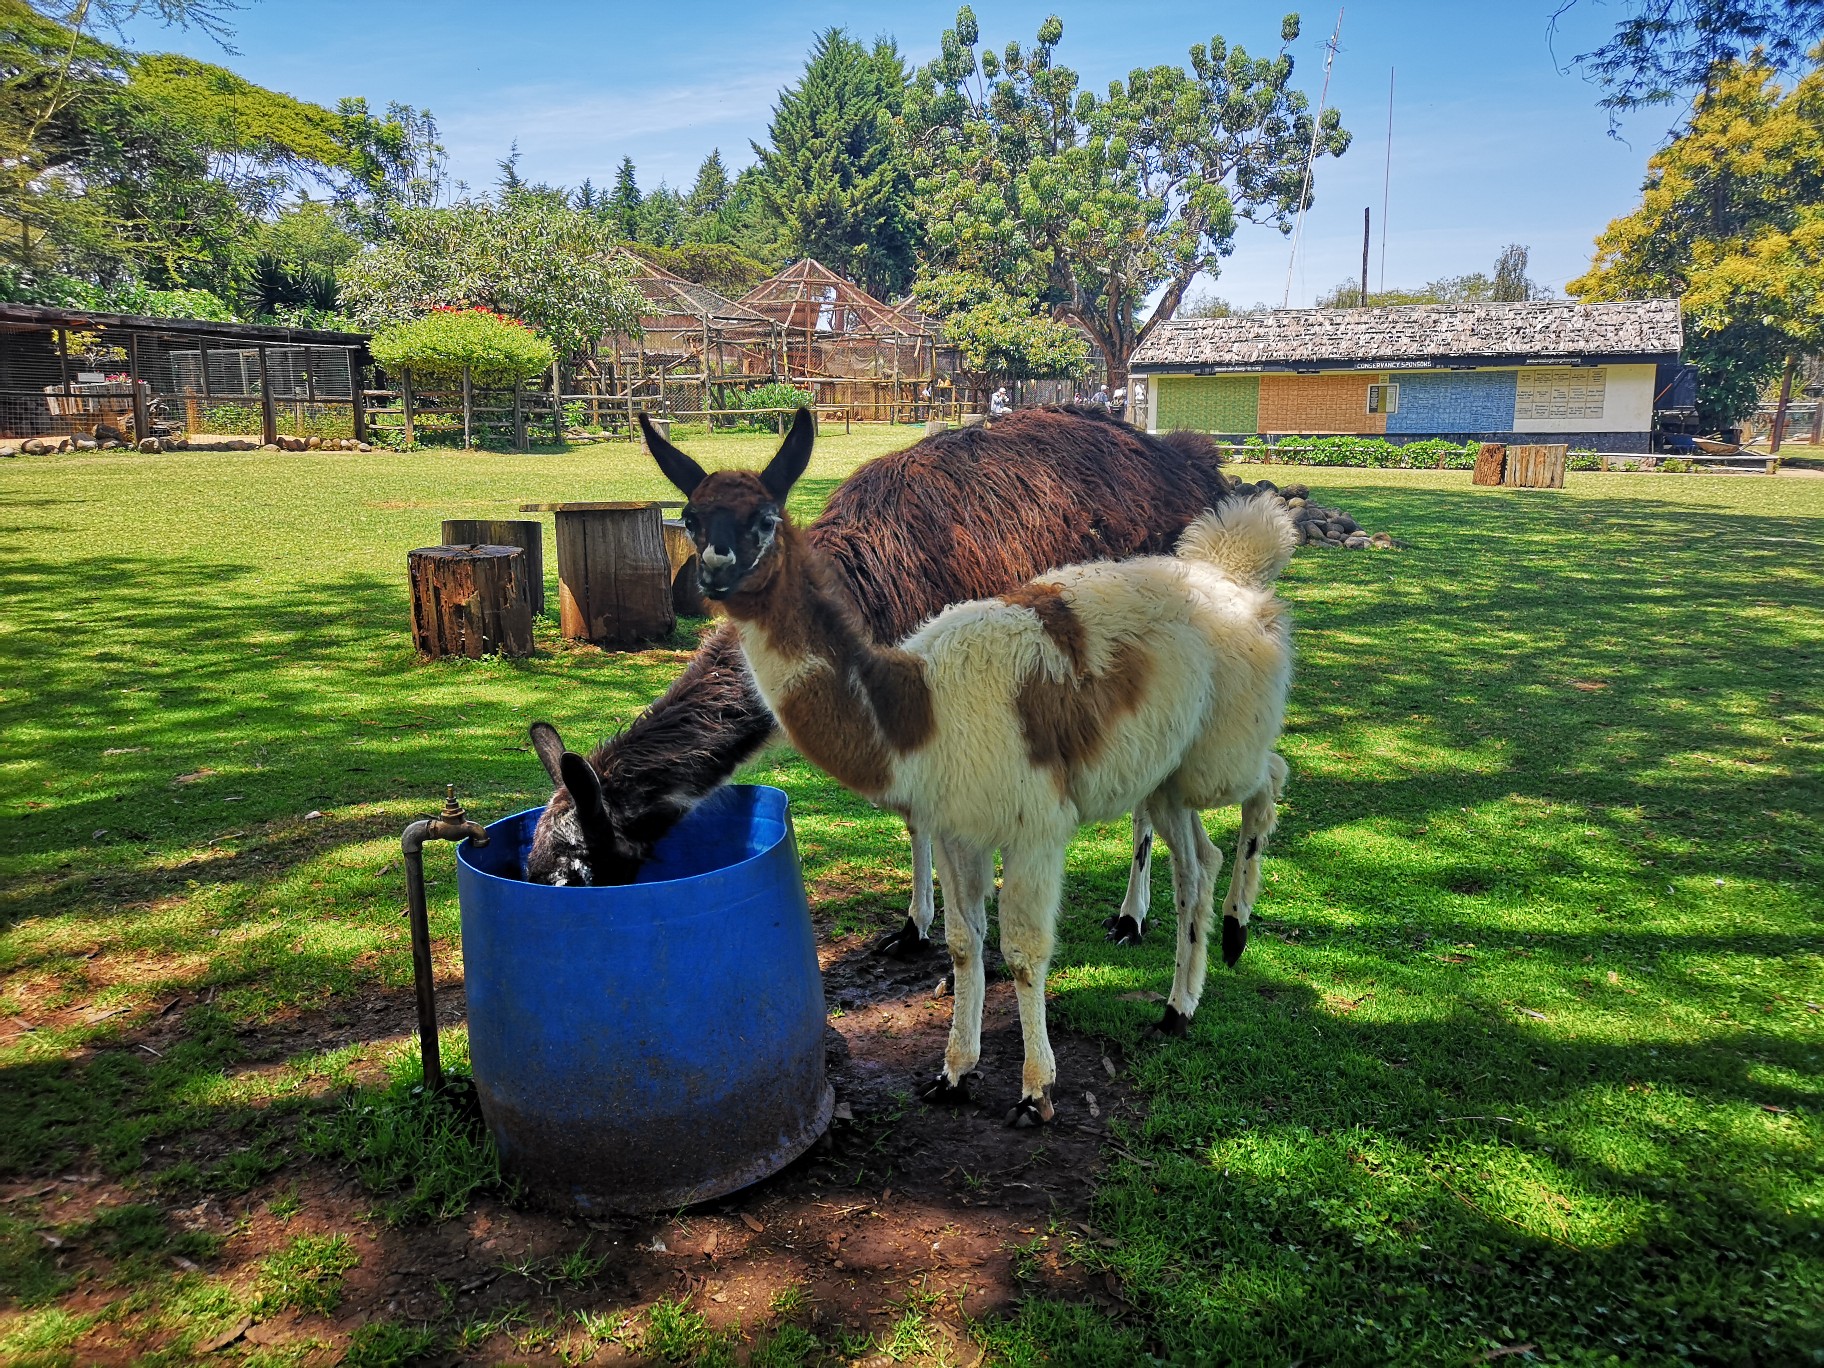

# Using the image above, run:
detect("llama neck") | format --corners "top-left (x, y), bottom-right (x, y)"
top-left (726, 523), bottom-right (934, 796)
top-left (586, 624), bottom-right (779, 850)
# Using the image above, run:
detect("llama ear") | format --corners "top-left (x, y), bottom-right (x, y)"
top-left (761, 407), bottom-right (815, 503)
top-left (640, 412), bottom-right (709, 496)
top-left (558, 751), bottom-right (610, 833)
top-left (528, 721), bottom-right (566, 786)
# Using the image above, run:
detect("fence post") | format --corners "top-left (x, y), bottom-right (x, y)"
top-left (257, 345), bottom-right (278, 447)
top-left (128, 333), bottom-right (149, 441)
top-left (513, 380), bottom-right (525, 450)
top-left (402, 370), bottom-right (416, 445)
top-left (350, 355), bottom-right (367, 442)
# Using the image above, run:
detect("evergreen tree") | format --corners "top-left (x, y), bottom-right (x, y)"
top-left (752, 28), bottom-right (917, 299)
top-left (687, 150), bottom-right (731, 218)
top-left (635, 184), bottom-right (686, 246)
top-left (573, 177), bottom-right (598, 213)
top-left (608, 156), bottom-right (642, 239)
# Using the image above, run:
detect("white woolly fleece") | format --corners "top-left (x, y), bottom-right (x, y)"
top-left (1175, 495), bottom-right (1298, 589)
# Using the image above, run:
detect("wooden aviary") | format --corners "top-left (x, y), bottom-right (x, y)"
top-left (442, 518), bottom-right (544, 615)
top-left (1473, 442), bottom-right (1507, 486)
top-left (1502, 443), bottom-right (1567, 489)
top-left (552, 502), bottom-right (675, 647)
top-left (661, 518), bottom-right (705, 616)
top-left (408, 544), bottom-right (534, 659)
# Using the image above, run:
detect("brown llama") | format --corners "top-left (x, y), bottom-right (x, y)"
top-left (647, 410), bottom-right (1294, 1125)
top-left (525, 406), bottom-right (1230, 949)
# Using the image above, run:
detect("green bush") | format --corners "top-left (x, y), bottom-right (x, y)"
top-left (740, 383), bottom-right (816, 412)
top-left (370, 307), bottom-right (554, 388)
top-left (1237, 435), bottom-right (1481, 469)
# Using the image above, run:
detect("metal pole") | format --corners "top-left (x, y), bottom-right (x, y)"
top-left (400, 786), bottom-right (488, 1094)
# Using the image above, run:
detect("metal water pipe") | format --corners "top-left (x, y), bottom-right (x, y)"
top-left (401, 786), bottom-right (488, 1092)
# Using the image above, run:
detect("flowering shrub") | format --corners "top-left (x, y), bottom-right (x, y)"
top-left (369, 307), bottom-right (554, 387)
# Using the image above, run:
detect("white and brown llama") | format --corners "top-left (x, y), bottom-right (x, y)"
top-left (649, 410), bottom-right (1294, 1126)
top-left (525, 406), bottom-right (1240, 956)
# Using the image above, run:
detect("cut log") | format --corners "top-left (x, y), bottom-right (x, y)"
top-left (555, 502), bottom-right (675, 648)
top-left (1503, 443), bottom-right (1567, 489)
top-left (1473, 442), bottom-right (1507, 486)
top-left (408, 545), bottom-right (534, 659)
top-left (662, 518), bottom-right (706, 616)
top-left (442, 518), bottom-right (545, 615)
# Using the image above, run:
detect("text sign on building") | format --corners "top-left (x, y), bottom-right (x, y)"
top-left (1353, 359), bottom-right (1433, 370)
top-left (1514, 366), bottom-right (1607, 422)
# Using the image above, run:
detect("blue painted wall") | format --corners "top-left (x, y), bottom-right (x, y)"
top-left (1387, 370), bottom-right (1517, 435)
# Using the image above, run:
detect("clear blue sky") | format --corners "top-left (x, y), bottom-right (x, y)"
top-left (128, 0), bottom-right (1674, 307)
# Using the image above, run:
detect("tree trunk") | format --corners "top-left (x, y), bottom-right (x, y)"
top-left (1769, 354), bottom-right (1796, 455)
top-left (442, 519), bottom-right (545, 616)
top-left (408, 545), bottom-right (534, 658)
top-left (1473, 442), bottom-right (1507, 486)
top-left (555, 503), bottom-right (675, 648)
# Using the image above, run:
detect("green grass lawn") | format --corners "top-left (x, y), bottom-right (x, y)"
top-left (2, 433), bottom-right (1821, 1365)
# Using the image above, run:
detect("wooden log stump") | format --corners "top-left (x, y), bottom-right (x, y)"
top-left (1503, 443), bottom-right (1567, 489)
top-left (408, 545), bottom-right (534, 659)
top-left (442, 518), bottom-right (545, 615)
top-left (662, 518), bottom-right (706, 616)
top-left (555, 502), bottom-right (675, 648)
top-left (923, 419), bottom-right (948, 438)
top-left (1473, 442), bottom-right (1507, 486)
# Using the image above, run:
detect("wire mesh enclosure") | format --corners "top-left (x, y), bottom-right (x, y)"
top-left (0, 304), bottom-right (369, 447)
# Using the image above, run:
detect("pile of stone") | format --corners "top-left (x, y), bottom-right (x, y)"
top-left (1223, 475), bottom-right (1397, 551)
top-left (2, 432), bottom-right (373, 457)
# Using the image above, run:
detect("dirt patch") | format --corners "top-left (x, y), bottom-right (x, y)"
top-left (11, 926), bottom-right (1140, 1363)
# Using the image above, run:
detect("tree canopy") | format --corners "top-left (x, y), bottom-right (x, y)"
top-left (752, 29), bottom-right (918, 300)
top-left (1568, 55), bottom-right (1824, 427)
top-left (336, 198), bottom-right (645, 358)
top-left (906, 8), bottom-right (1350, 383)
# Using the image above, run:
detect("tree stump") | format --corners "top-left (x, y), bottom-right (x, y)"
top-left (662, 518), bottom-right (706, 616)
top-left (442, 518), bottom-right (545, 615)
top-left (641, 417), bottom-right (671, 447)
top-left (408, 545), bottom-right (534, 659)
top-left (555, 503), bottom-right (675, 647)
top-left (1503, 443), bottom-right (1567, 489)
top-left (1473, 442), bottom-right (1507, 486)
top-left (923, 419), bottom-right (947, 438)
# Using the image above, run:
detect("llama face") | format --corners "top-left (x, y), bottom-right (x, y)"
top-left (644, 407), bottom-right (816, 600)
top-left (682, 477), bottom-right (784, 599)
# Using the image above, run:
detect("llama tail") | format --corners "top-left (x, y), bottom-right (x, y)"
top-left (1175, 494), bottom-right (1297, 588)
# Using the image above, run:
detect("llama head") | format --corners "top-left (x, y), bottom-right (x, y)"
top-left (523, 722), bottom-right (645, 886)
top-left (642, 408), bottom-right (814, 601)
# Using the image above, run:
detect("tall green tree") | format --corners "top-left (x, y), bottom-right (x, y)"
top-left (909, 9), bottom-right (1350, 385)
top-left (1568, 55), bottom-right (1824, 428)
top-left (914, 270), bottom-right (1088, 402)
top-left (608, 156), bottom-right (642, 239)
top-left (752, 28), bottom-right (917, 299)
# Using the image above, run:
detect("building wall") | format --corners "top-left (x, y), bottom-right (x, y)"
top-left (1386, 369), bottom-right (1516, 434)
top-left (1149, 362), bottom-right (1660, 447)
top-left (1154, 374), bottom-right (1258, 432)
top-left (1258, 373), bottom-right (1385, 434)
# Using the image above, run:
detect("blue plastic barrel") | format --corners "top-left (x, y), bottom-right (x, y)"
top-left (456, 785), bottom-right (832, 1213)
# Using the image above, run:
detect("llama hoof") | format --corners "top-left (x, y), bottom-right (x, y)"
top-left (1155, 1005), bottom-right (1191, 1038)
top-left (918, 1072), bottom-right (974, 1106)
top-left (1222, 916), bottom-right (1248, 967)
top-left (877, 917), bottom-right (933, 959)
top-left (1004, 1095), bottom-right (1055, 1128)
top-left (1103, 913), bottom-right (1144, 946)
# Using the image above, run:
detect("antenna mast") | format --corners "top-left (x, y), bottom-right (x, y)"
top-left (1282, 8), bottom-right (1343, 309)
top-left (1379, 66), bottom-right (1394, 292)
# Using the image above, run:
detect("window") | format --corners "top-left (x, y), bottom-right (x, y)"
top-left (1367, 382), bottom-right (1399, 415)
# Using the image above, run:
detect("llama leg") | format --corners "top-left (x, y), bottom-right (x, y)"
top-left (1103, 810), bottom-right (1155, 946)
top-left (1221, 753), bottom-right (1289, 968)
top-left (878, 823), bottom-right (936, 959)
top-left (918, 837), bottom-right (992, 1105)
top-left (1147, 799), bottom-right (1222, 1037)
top-left (997, 838), bottom-right (1064, 1127)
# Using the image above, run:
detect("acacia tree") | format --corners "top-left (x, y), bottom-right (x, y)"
top-left (1568, 55), bottom-right (1824, 430)
top-left (908, 9), bottom-right (1350, 386)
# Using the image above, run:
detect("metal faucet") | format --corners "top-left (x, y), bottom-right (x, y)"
top-left (401, 786), bottom-right (488, 1093)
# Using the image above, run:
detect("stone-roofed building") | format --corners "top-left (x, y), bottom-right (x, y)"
top-left (1128, 298), bottom-right (1682, 452)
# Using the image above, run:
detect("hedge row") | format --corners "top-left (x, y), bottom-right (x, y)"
top-left (1229, 435), bottom-right (1613, 471)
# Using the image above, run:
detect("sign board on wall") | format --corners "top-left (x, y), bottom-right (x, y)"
top-left (1514, 367), bottom-right (1607, 423)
